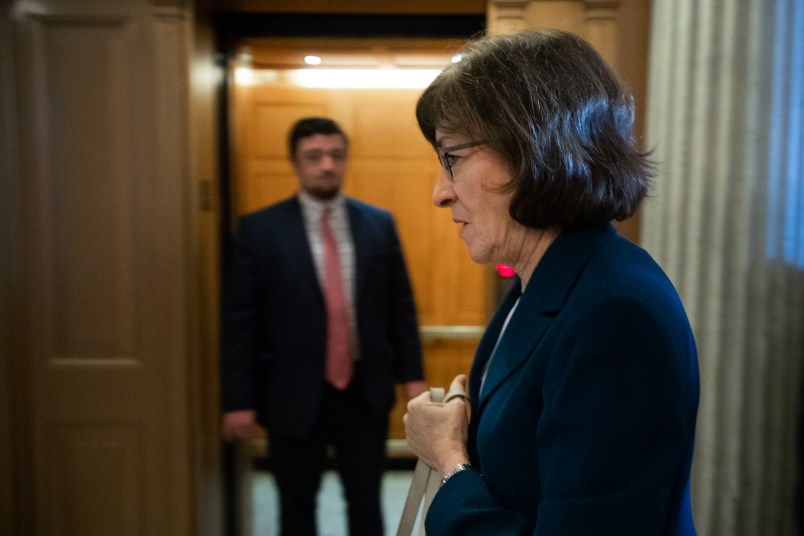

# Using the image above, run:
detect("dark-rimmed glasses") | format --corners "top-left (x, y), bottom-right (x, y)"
top-left (437, 141), bottom-right (486, 179)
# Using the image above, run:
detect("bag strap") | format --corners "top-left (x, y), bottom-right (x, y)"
top-left (396, 387), bottom-right (445, 536)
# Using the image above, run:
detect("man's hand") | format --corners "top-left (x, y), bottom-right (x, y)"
top-left (404, 380), bottom-right (429, 401)
top-left (221, 409), bottom-right (259, 442)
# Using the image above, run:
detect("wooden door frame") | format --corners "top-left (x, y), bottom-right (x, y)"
top-left (1, 3), bottom-right (28, 533)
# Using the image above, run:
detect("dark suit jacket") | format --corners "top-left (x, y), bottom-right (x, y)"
top-left (221, 195), bottom-right (423, 438)
top-left (427, 224), bottom-right (699, 535)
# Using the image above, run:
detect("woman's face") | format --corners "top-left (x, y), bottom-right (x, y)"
top-left (432, 129), bottom-right (520, 265)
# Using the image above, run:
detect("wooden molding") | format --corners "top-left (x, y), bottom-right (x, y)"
top-left (583, 0), bottom-right (620, 20)
top-left (151, 0), bottom-right (187, 6)
top-left (582, 0), bottom-right (620, 7)
top-left (582, 0), bottom-right (620, 65)
top-left (214, 0), bottom-right (485, 14)
top-left (488, 0), bottom-right (528, 35)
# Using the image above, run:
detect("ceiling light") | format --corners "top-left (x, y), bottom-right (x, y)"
top-left (234, 66), bottom-right (255, 85)
top-left (304, 55), bottom-right (322, 65)
top-left (289, 68), bottom-right (441, 89)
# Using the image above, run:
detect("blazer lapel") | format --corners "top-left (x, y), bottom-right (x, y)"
top-left (345, 199), bottom-right (367, 301)
top-left (469, 282), bottom-right (520, 403)
top-left (475, 293), bottom-right (552, 411)
top-left (474, 224), bottom-right (616, 412)
top-left (285, 196), bottom-right (322, 295)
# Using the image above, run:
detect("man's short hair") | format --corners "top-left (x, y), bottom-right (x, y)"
top-left (288, 117), bottom-right (349, 160)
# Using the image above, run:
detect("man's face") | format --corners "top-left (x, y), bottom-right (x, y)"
top-left (292, 133), bottom-right (348, 200)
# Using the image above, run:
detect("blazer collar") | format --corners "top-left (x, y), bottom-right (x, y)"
top-left (470, 224), bottom-right (616, 408)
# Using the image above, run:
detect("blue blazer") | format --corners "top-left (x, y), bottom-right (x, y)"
top-left (427, 224), bottom-right (699, 535)
top-left (221, 196), bottom-right (423, 438)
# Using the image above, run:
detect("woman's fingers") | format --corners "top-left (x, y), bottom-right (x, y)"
top-left (444, 374), bottom-right (469, 404)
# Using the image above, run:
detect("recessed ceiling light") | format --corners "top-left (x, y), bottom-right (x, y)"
top-left (289, 68), bottom-right (441, 89)
top-left (304, 55), bottom-right (322, 66)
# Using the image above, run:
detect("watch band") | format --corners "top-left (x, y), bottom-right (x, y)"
top-left (441, 463), bottom-right (477, 486)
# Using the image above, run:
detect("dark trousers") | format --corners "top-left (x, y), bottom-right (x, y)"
top-left (269, 382), bottom-right (389, 536)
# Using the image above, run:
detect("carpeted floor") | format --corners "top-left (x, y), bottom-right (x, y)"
top-left (252, 469), bottom-right (418, 536)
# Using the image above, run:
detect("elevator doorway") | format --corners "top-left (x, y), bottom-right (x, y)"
top-left (224, 37), bottom-right (491, 535)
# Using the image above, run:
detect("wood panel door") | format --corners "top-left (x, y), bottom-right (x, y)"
top-left (231, 72), bottom-right (492, 441)
top-left (2, 1), bottom-right (209, 534)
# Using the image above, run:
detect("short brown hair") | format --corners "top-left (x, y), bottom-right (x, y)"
top-left (416, 30), bottom-right (653, 229)
top-left (288, 117), bottom-right (349, 160)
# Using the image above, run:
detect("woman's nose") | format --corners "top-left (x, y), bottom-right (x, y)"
top-left (432, 169), bottom-right (455, 208)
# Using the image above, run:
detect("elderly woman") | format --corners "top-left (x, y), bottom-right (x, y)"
top-left (404, 30), bottom-right (699, 535)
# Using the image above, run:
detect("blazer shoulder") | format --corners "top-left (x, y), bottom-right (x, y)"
top-left (345, 197), bottom-right (393, 221)
top-left (239, 197), bottom-right (300, 227)
top-left (592, 235), bottom-right (678, 297)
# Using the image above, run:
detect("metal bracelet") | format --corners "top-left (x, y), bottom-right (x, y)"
top-left (440, 463), bottom-right (477, 486)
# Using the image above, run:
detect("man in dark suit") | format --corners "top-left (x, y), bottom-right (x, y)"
top-left (221, 117), bottom-right (427, 536)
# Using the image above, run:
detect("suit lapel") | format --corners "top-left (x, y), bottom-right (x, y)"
top-left (345, 199), bottom-right (367, 302)
top-left (469, 282), bottom-right (520, 403)
top-left (285, 196), bottom-right (322, 294)
top-left (474, 224), bottom-right (616, 413)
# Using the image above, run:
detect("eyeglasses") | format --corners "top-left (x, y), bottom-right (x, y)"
top-left (437, 140), bottom-right (486, 179)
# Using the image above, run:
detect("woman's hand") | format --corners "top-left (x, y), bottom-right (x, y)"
top-left (403, 374), bottom-right (471, 477)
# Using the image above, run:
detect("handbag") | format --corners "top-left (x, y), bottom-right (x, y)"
top-left (396, 384), bottom-right (469, 536)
